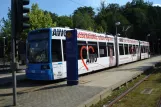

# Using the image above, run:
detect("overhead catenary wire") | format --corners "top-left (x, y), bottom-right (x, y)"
top-left (67, 0), bottom-right (85, 7)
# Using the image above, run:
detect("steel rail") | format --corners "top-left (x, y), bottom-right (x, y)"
top-left (104, 67), bottom-right (156, 107)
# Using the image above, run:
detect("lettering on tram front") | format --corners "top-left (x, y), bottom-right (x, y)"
top-left (52, 29), bottom-right (66, 37)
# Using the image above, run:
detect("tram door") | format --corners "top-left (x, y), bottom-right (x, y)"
top-left (107, 42), bottom-right (116, 67)
top-left (136, 45), bottom-right (140, 60)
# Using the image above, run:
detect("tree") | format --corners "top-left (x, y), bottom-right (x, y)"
top-left (29, 3), bottom-right (56, 31)
top-left (44, 11), bottom-right (59, 26)
top-left (96, 3), bottom-right (130, 35)
top-left (95, 1), bottom-right (107, 33)
top-left (0, 4), bottom-right (57, 60)
top-left (73, 6), bottom-right (95, 18)
top-left (131, 0), bottom-right (144, 5)
top-left (19, 3), bottom-right (56, 40)
top-left (121, 1), bottom-right (151, 40)
top-left (0, 8), bottom-right (11, 38)
top-left (73, 6), bottom-right (95, 31)
top-left (0, 4), bottom-right (56, 40)
top-left (95, 25), bottom-right (104, 33)
top-left (57, 16), bottom-right (73, 28)
top-left (0, 8), bottom-right (11, 59)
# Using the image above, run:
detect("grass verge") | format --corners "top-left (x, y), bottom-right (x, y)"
top-left (91, 66), bottom-right (161, 107)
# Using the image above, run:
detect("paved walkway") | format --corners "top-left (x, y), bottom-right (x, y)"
top-left (0, 56), bottom-right (161, 107)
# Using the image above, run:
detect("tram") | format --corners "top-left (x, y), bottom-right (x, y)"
top-left (26, 27), bottom-right (150, 80)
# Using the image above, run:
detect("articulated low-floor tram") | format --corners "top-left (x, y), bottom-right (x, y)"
top-left (26, 27), bottom-right (150, 80)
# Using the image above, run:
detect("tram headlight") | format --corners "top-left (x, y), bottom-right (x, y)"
top-left (41, 65), bottom-right (50, 70)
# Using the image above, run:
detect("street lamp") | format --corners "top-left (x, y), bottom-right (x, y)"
top-left (3, 37), bottom-right (5, 67)
top-left (115, 22), bottom-right (121, 67)
top-left (117, 33), bottom-right (120, 36)
top-left (115, 22), bottom-right (121, 36)
top-left (146, 34), bottom-right (150, 42)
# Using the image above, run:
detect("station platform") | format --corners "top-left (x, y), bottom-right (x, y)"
top-left (0, 56), bottom-right (161, 107)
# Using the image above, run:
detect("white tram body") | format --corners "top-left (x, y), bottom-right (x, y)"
top-left (51, 27), bottom-right (150, 79)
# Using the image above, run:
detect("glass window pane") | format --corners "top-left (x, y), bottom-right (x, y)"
top-left (124, 44), bottom-right (129, 55)
top-left (99, 42), bottom-right (107, 57)
top-left (27, 40), bottom-right (49, 63)
top-left (133, 45), bottom-right (136, 54)
top-left (78, 41), bottom-right (87, 60)
top-left (52, 40), bottom-right (62, 62)
top-left (141, 46), bottom-right (144, 53)
top-left (87, 42), bottom-right (98, 63)
top-left (88, 42), bottom-right (98, 57)
top-left (119, 44), bottom-right (124, 55)
top-left (63, 40), bottom-right (66, 61)
top-left (145, 46), bottom-right (148, 53)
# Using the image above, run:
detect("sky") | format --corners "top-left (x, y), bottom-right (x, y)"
top-left (0, 0), bottom-right (161, 21)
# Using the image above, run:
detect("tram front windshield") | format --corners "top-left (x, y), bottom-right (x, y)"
top-left (27, 30), bottom-right (49, 63)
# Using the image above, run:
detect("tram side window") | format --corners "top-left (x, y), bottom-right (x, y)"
top-left (62, 40), bottom-right (66, 61)
top-left (143, 46), bottom-right (145, 53)
top-left (119, 44), bottom-right (124, 55)
top-left (107, 43), bottom-right (115, 56)
top-left (99, 42), bottom-right (107, 57)
top-left (124, 44), bottom-right (129, 55)
top-left (144, 46), bottom-right (147, 53)
top-left (145, 46), bottom-right (148, 53)
top-left (141, 46), bottom-right (144, 53)
top-left (88, 42), bottom-right (98, 58)
top-left (78, 41), bottom-right (87, 60)
top-left (52, 40), bottom-right (62, 62)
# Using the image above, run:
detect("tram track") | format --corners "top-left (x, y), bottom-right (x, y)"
top-left (0, 79), bottom-right (66, 97)
top-left (17, 80), bottom-right (66, 94)
top-left (18, 79), bottom-right (92, 94)
top-left (103, 67), bottom-right (157, 107)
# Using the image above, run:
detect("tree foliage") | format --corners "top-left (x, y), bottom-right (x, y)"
top-left (57, 16), bottom-right (73, 28)
top-left (0, 8), bottom-right (11, 38)
top-left (73, 6), bottom-right (95, 31)
top-left (29, 3), bottom-right (56, 31)
top-left (1, 1), bottom-right (161, 55)
top-left (0, 3), bottom-right (57, 56)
